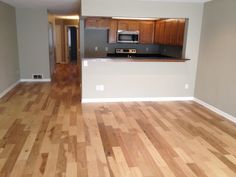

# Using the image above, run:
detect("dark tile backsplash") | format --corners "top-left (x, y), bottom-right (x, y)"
top-left (84, 29), bottom-right (182, 58)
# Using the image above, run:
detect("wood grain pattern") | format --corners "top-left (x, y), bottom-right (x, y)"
top-left (0, 64), bottom-right (236, 177)
top-left (139, 21), bottom-right (155, 44)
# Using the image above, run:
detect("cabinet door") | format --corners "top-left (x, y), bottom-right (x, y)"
top-left (154, 20), bottom-right (160, 44)
top-left (170, 20), bottom-right (178, 45)
top-left (118, 20), bottom-right (129, 30)
top-left (85, 18), bottom-right (110, 29)
top-left (164, 20), bottom-right (172, 45)
top-left (154, 19), bottom-right (185, 46)
top-left (155, 20), bottom-right (166, 44)
top-left (118, 20), bottom-right (139, 31)
top-left (85, 18), bottom-right (98, 28)
top-left (108, 20), bottom-right (118, 43)
top-left (97, 18), bottom-right (111, 28)
top-left (165, 19), bottom-right (178, 45)
top-left (176, 19), bottom-right (185, 46)
top-left (128, 21), bottom-right (139, 31)
top-left (139, 21), bottom-right (155, 44)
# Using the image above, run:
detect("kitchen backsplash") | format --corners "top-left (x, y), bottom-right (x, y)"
top-left (84, 29), bottom-right (182, 58)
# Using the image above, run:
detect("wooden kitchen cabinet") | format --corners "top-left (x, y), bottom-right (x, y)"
top-left (154, 19), bottom-right (186, 46)
top-left (117, 20), bottom-right (139, 31)
top-left (108, 20), bottom-right (118, 43)
top-left (85, 18), bottom-right (111, 29)
top-left (155, 20), bottom-right (166, 44)
top-left (85, 17), bottom-right (186, 46)
top-left (139, 21), bottom-right (155, 44)
top-left (176, 19), bottom-right (185, 46)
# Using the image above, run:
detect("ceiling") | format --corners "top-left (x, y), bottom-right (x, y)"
top-left (1, 0), bottom-right (81, 15)
top-left (2, 0), bottom-right (211, 15)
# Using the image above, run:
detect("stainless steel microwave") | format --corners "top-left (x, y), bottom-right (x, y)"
top-left (117, 30), bottom-right (139, 43)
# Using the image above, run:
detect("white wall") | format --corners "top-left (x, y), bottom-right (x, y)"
top-left (16, 8), bottom-right (50, 80)
top-left (0, 2), bottom-right (20, 95)
top-left (195, 0), bottom-right (236, 117)
top-left (81, 0), bottom-right (204, 100)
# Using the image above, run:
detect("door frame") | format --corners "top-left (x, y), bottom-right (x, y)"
top-left (48, 22), bottom-right (56, 77)
top-left (55, 24), bottom-right (64, 64)
top-left (64, 25), bottom-right (79, 64)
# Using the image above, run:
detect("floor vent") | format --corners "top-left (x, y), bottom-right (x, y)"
top-left (32, 74), bottom-right (43, 79)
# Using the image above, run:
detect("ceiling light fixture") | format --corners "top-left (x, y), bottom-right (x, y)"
top-left (56, 15), bottom-right (80, 20)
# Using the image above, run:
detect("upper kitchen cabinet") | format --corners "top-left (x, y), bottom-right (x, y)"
top-left (85, 17), bottom-right (111, 29)
top-left (154, 20), bottom-right (166, 44)
top-left (108, 20), bottom-right (118, 43)
top-left (117, 20), bottom-right (139, 31)
top-left (155, 19), bottom-right (186, 46)
top-left (139, 21), bottom-right (155, 44)
top-left (176, 19), bottom-right (186, 46)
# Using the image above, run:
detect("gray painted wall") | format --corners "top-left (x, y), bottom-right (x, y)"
top-left (195, 0), bottom-right (236, 117)
top-left (16, 8), bottom-right (50, 80)
top-left (81, 0), bottom-right (203, 99)
top-left (0, 2), bottom-right (20, 94)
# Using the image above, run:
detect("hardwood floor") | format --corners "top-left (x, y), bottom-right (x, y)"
top-left (0, 64), bottom-right (236, 177)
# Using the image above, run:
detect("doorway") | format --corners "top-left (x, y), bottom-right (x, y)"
top-left (65, 25), bottom-right (79, 64)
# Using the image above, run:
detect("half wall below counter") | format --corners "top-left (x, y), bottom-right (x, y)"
top-left (82, 58), bottom-right (194, 102)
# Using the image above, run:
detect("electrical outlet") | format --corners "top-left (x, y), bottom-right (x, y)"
top-left (146, 48), bottom-right (149, 52)
top-left (95, 46), bottom-right (98, 51)
top-left (185, 84), bottom-right (189, 90)
top-left (96, 85), bottom-right (104, 91)
top-left (38, 75), bottom-right (42, 79)
top-left (32, 74), bottom-right (43, 79)
top-left (100, 85), bottom-right (104, 91)
top-left (83, 60), bottom-right (88, 67)
top-left (105, 47), bottom-right (108, 52)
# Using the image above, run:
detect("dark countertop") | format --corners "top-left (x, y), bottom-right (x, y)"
top-left (107, 53), bottom-right (175, 58)
top-left (82, 53), bottom-right (190, 62)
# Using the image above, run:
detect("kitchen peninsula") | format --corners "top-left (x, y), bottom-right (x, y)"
top-left (82, 17), bottom-right (195, 101)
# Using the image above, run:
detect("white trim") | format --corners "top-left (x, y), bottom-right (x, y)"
top-left (0, 81), bottom-right (20, 99)
top-left (194, 98), bottom-right (236, 124)
top-left (20, 79), bottom-right (51, 82)
top-left (82, 97), bottom-right (194, 103)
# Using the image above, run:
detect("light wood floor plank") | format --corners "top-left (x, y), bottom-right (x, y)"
top-left (0, 64), bottom-right (235, 177)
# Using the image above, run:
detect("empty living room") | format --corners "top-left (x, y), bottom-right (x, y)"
top-left (0, 0), bottom-right (236, 177)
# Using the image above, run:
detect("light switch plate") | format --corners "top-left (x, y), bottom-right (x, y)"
top-left (84, 60), bottom-right (88, 67)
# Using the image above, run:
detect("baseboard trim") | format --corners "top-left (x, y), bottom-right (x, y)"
top-left (82, 97), bottom-right (194, 103)
top-left (0, 81), bottom-right (20, 99)
top-left (0, 79), bottom-right (51, 99)
top-left (194, 98), bottom-right (236, 124)
top-left (20, 79), bottom-right (51, 82)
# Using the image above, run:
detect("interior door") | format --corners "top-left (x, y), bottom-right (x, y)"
top-left (55, 25), bottom-right (62, 63)
top-left (70, 27), bottom-right (77, 64)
